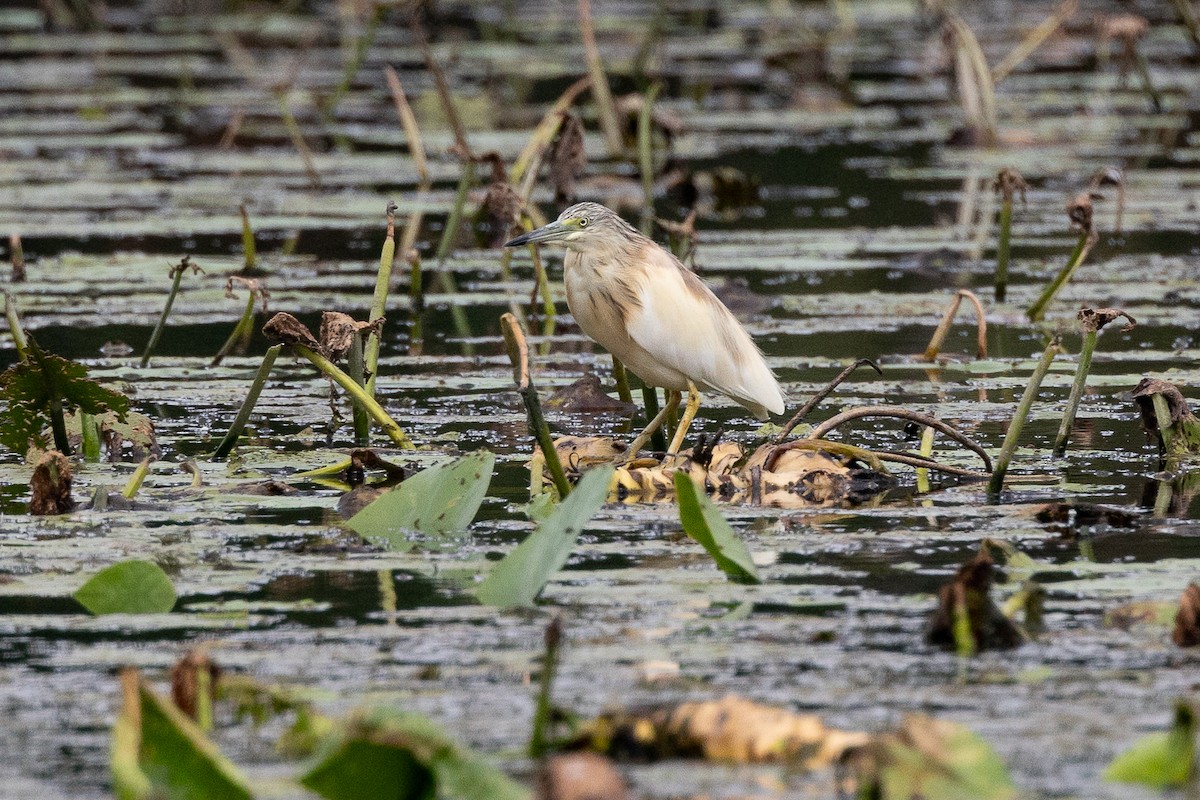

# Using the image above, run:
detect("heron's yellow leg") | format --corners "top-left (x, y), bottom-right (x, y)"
top-left (621, 390), bottom-right (681, 461)
top-left (667, 381), bottom-right (702, 455)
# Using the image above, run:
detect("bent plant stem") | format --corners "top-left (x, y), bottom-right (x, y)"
top-left (775, 359), bottom-right (882, 442)
top-left (348, 333), bottom-right (370, 445)
top-left (529, 617), bottom-right (563, 757)
top-left (500, 313), bottom-right (570, 497)
top-left (121, 457), bottom-right (151, 499)
top-left (1028, 229), bottom-right (1093, 322)
top-left (213, 345), bottom-right (281, 459)
top-left (141, 259), bottom-right (194, 368)
top-left (988, 338), bottom-right (1060, 495)
top-left (805, 406), bottom-right (993, 472)
top-left (923, 290), bottom-right (987, 361)
top-left (1131, 44), bottom-right (1164, 112)
top-left (294, 345), bottom-right (414, 449)
top-left (364, 201), bottom-right (397, 397)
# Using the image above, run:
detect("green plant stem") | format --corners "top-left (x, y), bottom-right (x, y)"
top-left (274, 89), bottom-right (321, 187)
top-left (294, 344), bottom-right (414, 449)
top-left (1052, 329), bottom-right (1097, 456)
top-left (239, 205), bottom-right (257, 272)
top-left (435, 160), bottom-right (477, 351)
top-left (365, 204), bottom-right (396, 397)
top-left (212, 291), bottom-right (257, 366)
top-left (995, 196), bottom-right (1012, 302)
top-left (529, 617), bottom-right (562, 757)
top-left (988, 338), bottom-right (1060, 495)
top-left (1131, 45), bottom-right (1164, 113)
top-left (5, 291), bottom-right (29, 359)
top-left (638, 82), bottom-right (662, 230)
top-left (1028, 229), bottom-right (1091, 322)
top-left (81, 411), bottom-right (100, 461)
top-left (529, 244), bottom-right (555, 351)
top-left (1153, 393), bottom-right (1176, 456)
top-left (195, 665), bottom-right (213, 732)
top-left (48, 394), bottom-right (70, 455)
top-left (348, 333), bottom-right (370, 446)
top-left (140, 265), bottom-right (187, 368)
top-left (213, 345), bottom-right (282, 460)
top-left (408, 251), bottom-right (424, 345)
top-left (578, 0), bottom-right (624, 157)
top-left (121, 457), bottom-right (151, 499)
top-left (612, 356), bottom-right (633, 404)
top-left (324, 5), bottom-right (384, 131)
top-left (642, 385), bottom-right (667, 453)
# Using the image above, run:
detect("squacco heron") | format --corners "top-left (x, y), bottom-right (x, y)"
top-left (504, 202), bottom-right (784, 458)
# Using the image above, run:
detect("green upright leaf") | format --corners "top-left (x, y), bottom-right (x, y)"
top-left (873, 717), bottom-right (1016, 800)
top-left (476, 465), bottom-right (613, 607)
top-left (74, 560), bottom-right (176, 615)
top-left (137, 680), bottom-right (255, 800)
top-left (674, 472), bottom-right (760, 584)
top-left (301, 708), bottom-right (528, 800)
top-left (1104, 702), bottom-right (1196, 788)
top-left (302, 739), bottom-right (434, 800)
top-left (346, 451), bottom-right (495, 545)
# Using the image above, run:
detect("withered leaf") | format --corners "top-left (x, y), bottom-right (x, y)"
top-left (29, 450), bottom-right (75, 515)
top-left (1173, 583), bottom-right (1200, 647)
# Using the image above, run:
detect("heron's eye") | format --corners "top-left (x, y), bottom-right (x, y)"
top-left (578, 218), bottom-right (589, 228)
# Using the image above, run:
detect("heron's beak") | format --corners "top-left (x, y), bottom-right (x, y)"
top-left (503, 220), bottom-right (569, 247)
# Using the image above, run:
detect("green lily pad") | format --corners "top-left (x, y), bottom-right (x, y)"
top-left (74, 560), bottom-right (176, 615)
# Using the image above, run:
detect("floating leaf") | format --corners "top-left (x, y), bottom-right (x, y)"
top-left (112, 669), bottom-right (254, 800)
top-left (74, 560), bottom-right (176, 615)
top-left (1104, 702), bottom-right (1196, 788)
top-left (674, 472), bottom-right (760, 584)
top-left (477, 465), bottom-right (613, 607)
top-left (346, 451), bottom-right (495, 545)
top-left (301, 708), bottom-right (528, 800)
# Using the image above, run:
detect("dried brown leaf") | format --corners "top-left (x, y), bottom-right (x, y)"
top-left (29, 450), bottom-right (74, 515)
top-left (1173, 583), bottom-right (1200, 647)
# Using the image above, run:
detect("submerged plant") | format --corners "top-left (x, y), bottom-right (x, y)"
top-left (1132, 378), bottom-right (1200, 459)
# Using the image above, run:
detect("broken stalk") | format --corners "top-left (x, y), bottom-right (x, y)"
top-left (212, 289), bottom-right (257, 367)
top-left (988, 337), bottom-right (1061, 495)
top-left (992, 169), bottom-right (1026, 302)
top-left (121, 457), bottom-right (152, 499)
top-left (364, 201), bottom-right (397, 398)
top-left (239, 204), bottom-right (257, 272)
top-left (4, 291), bottom-right (29, 359)
top-left (500, 313), bottom-right (571, 498)
top-left (1028, 194), bottom-right (1096, 322)
top-left (348, 333), bottom-right (370, 446)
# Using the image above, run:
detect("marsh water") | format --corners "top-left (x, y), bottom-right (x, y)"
top-left (3, 1), bottom-right (1200, 798)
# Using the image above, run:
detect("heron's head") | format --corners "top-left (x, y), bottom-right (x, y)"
top-left (503, 202), bottom-right (639, 252)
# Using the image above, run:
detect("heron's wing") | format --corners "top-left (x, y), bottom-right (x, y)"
top-left (623, 244), bottom-right (784, 418)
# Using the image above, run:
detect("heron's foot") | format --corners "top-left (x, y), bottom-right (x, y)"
top-left (666, 382), bottom-right (702, 455)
